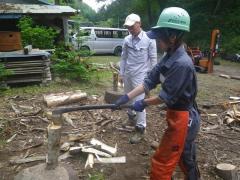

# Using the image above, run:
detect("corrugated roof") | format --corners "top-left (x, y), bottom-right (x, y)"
top-left (0, 0), bottom-right (51, 5)
top-left (0, 3), bottom-right (76, 14)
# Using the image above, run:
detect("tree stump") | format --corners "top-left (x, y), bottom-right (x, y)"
top-left (46, 123), bottom-right (62, 170)
top-left (104, 89), bottom-right (124, 104)
top-left (215, 163), bottom-right (238, 180)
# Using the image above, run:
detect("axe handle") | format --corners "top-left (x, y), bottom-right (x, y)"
top-left (52, 104), bottom-right (132, 115)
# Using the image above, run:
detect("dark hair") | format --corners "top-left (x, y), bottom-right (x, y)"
top-left (157, 28), bottom-right (185, 52)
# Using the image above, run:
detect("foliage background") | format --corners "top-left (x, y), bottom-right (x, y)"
top-left (56, 0), bottom-right (240, 53)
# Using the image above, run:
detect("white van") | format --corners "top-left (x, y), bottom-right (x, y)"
top-left (71, 27), bottom-right (129, 56)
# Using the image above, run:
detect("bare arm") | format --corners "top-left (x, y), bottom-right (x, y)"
top-left (144, 96), bottom-right (163, 106)
top-left (127, 84), bottom-right (145, 99)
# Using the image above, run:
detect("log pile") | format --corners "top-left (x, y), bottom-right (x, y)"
top-left (60, 138), bottom-right (126, 169)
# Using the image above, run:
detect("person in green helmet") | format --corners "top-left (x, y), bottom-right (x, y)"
top-left (114, 7), bottom-right (201, 179)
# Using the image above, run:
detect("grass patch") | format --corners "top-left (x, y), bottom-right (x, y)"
top-left (0, 56), bottom-right (118, 98)
top-left (87, 55), bottom-right (120, 64)
top-left (88, 172), bottom-right (105, 180)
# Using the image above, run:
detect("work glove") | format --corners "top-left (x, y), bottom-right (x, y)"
top-left (132, 99), bottom-right (148, 112)
top-left (113, 94), bottom-right (130, 109)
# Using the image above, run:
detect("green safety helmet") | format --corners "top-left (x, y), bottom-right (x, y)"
top-left (152, 7), bottom-right (190, 32)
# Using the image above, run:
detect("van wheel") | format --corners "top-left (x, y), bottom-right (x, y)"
top-left (114, 46), bottom-right (122, 56)
top-left (80, 46), bottom-right (90, 56)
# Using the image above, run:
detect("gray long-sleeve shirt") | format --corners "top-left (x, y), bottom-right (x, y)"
top-left (120, 30), bottom-right (157, 77)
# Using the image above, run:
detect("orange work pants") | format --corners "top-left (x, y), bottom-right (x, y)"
top-left (150, 109), bottom-right (189, 180)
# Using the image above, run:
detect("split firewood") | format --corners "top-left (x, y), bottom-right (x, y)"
top-left (229, 97), bottom-right (240, 100)
top-left (81, 147), bottom-right (112, 158)
top-left (69, 145), bottom-right (100, 155)
top-left (6, 134), bottom-right (17, 143)
top-left (215, 163), bottom-right (238, 180)
top-left (85, 153), bottom-right (94, 169)
top-left (9, 155), bottom-right (45, 164)
top-left (43, 90), bottom-right (87, 107)
top-left (94, 155), bottom-right (126, 164)
top-left (90, 138), bottom-right (117, 156)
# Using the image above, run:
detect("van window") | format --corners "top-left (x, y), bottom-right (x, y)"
top-left (95, 29), bottom-right (113, 38)
top-left (95, 29), bottom-right (129, 38)
top-left (81, 29), bottom-right (91, 36)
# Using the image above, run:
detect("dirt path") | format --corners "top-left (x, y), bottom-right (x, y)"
top-left (0, 63), bottom-right (239, 180)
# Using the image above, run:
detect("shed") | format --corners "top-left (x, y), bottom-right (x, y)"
top-left (0, 0), bottom-right (76, 44)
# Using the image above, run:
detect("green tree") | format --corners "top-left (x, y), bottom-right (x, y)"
top-left (17, 16), bottom-right (58, 49)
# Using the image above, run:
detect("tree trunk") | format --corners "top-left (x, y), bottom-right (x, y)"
top-left (147, 0), bottom-right (153, 26)
top-left (55, 0), bottom-right (60, 5)
top-left (213, 0), bottom-right (222, 15)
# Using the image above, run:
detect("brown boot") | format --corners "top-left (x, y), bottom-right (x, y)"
top-left (129, 126), bottom-right (145, 144)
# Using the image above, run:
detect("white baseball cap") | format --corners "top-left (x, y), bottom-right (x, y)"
top-left (124, 13), bottom-right (141, 27)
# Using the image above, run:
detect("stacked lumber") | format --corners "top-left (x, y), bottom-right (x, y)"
top-left (0, 49), bottom-right (51, 84)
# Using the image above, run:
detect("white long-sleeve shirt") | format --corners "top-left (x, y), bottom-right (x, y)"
top-left (120, 30), bottom-right (157, 77)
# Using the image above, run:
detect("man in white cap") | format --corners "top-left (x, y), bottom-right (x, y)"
top-left (119, 13), bottom-right (157, 144)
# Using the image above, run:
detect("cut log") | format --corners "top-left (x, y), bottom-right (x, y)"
top-left (215, 163), bottom-right (238, 180)
top-left (104, 89), bottom-right (124, 104)
top-left (46, 123), bottom-right (62, 170)
top-left (43, 90), bottom-right (87, 107)
top-left (219, 74), bottom-right (240, 81)
top-left (219, 74), bottom-right (231, 79)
